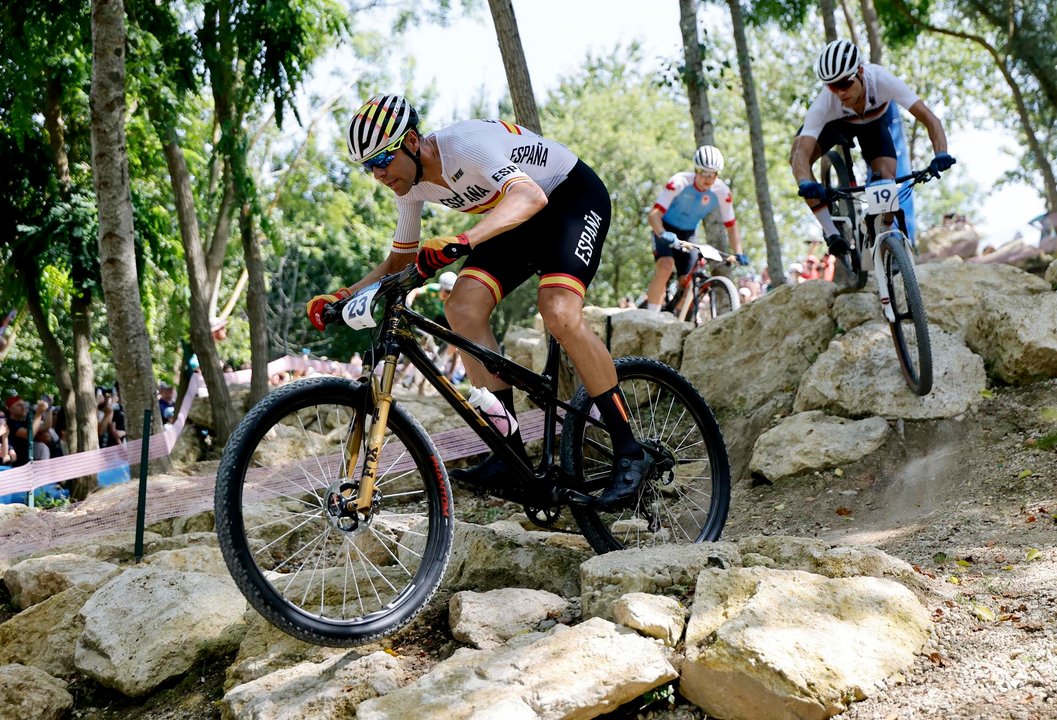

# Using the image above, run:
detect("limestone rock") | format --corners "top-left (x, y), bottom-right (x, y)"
top-left (793, 322), bottom-right (985, 419)
top-left (140, 545), bottom-right (229, 575)
top-left (4, 553), bottom-right (119, 609)
top-left (612, 592), bottom-right (687, 647)
top-left (76, 567), bottom-right (248, 696)
top-left (0, 586), bottom-right (93, 679)
top-left (965, 292), bottom-right (1057, 384)
top-left (449, 588), bottom-right (572, 649)
top-left (0, 664), bottom-right (73, 720)
top-left (357, 618), bottom-right (677, 720)
top-left (580, 543), bottom-right (741, 620)
top-left (680, 567), bottom-right (931, 720)
top-left (682, 281), bottom-right (836, 417)
top-left (749, 411), bottom-right (890, 483)
top-left (610, 309), bottom-right (691, 367)
top-left (222, 650), bottom-right (406, 720)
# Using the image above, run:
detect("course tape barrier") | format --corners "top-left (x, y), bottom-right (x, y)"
top-left (0, 354), bottom-right (360, 498)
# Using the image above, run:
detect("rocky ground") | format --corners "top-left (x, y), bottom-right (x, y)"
top-left (12, 379), bottom-right (1057, 720)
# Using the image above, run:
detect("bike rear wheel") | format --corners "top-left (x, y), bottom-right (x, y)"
top-left (560, 357), bottom-right (730, 553)
top-left (879, 235), bottom-right (933, 395)
top-left (822, 149), bottom-right (868, 290)
top-left (215, 376), bottom-right (454, 647)
top-left (692, 275), bottom-right (740, 325)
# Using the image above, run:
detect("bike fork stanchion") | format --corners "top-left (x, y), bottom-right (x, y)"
top-left (134, 409), bottom-right (152, 562)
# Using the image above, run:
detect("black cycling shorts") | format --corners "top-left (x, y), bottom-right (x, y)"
top-left (797, 113), bottom-right (896, 165)
top-left (651, 221), bottom-right (697, 277)
top-left (459, 159), bottom-right (610, 303)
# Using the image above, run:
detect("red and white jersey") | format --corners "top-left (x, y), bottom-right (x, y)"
top-left (801, 63), bottom-right (920, 140)
top-left (391, 120), bottom-right (578, 254)
top-left (653, 172), bottom-right (736, 231)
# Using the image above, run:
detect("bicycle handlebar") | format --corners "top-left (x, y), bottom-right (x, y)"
top-left (320, 264), bottom-right (424, 326)
top-left (670, 239), bottom-right (733, 265)
top-left (826, 167), bottom-right (937, 200)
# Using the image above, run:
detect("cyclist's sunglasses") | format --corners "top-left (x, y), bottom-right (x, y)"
top-left (362, 130), bottom-right (412, 172)
top-left (694, 169), bottom-right (718, 179)
top-left (826, 75), bottom-right (858, 92)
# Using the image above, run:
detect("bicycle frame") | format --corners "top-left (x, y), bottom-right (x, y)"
top-left (330, 270), bottom-right (602, 518)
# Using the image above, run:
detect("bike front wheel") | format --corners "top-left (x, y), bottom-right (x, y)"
top-left (880, 235), bottom-right (933, 395)
top-left (215, 376), bottom-right (454, 647)
top-left (560, 357), bottom-right (731, 553)
top-left (693, 275), bottom-right (740, 325)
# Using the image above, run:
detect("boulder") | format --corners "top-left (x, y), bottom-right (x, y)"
top-left (680, 567), bottom-right (931, 720)
top-left (140, 545), bottom-right (229, 575)
top-left (222, 650), bottom-right (407, 720)
top-left (749, 411), bottom-right (891, 483)
top-left (831, 290), bottom-right (883, 331)
top-left (793, 322), bottom-right (985, 420)
top-left (609, 309), bottom-right (691, 367)
top-left (580, 542), bottom-right (741, 620)
top-left (612, 592), bottom-right (687, 647)
top-left (681, 281), bottom-right (836, 417)
top-left (915, 259), bottom-right (1050, 340)
top-left (403, 520), bottom-right (591, 599)
top-left (225, 613), bottom-right (350, 691)
top-left (356, 618), bottom-right (678, 720)
top-left (0, 664), bottom-right (72, 720)
top-left (0, 586), bottom-right (93, 679)
top-left (75, 567), bottom-right (248, 696)
top-left (449, 588), bottom-right (572, 649)
top-left (965, 292), bottom-right (1057, 384)
top-left (3, 553), bottom-right (119, 609)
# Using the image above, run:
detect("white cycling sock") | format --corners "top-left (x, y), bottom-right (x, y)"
top-left (646, 303), bottom-right (661, 312)
top-left (812, 206), bottom-right (840, 237)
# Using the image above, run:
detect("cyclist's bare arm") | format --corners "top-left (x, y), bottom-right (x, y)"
top-left (907, 100), bottom-right (948, 155)
top-left (790, 134), bottom-right (824, 185)
top-left (647, 207), bottom-right (666, 236)
top-left (725, 223), bottom-right (744, 256)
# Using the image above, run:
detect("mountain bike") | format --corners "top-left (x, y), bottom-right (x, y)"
top-left (821, 145), bottom-right (939, 395)
top-left (214, 263), bottom-right (730, 647)
top-left (655, 240), bottom-right (740, 325)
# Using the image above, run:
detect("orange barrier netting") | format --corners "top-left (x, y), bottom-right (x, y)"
top-left (0, 354), bottom-right (360, 498)
top-left (0, 396), bottom-right (550, 562)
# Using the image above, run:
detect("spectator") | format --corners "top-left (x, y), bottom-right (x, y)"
top-left (7, 397), bottom-right (52, 466)
top-left (617, 294), bottom-right (636, 309)
top-left (158, 381), bottom-right (177, 418)
top-left (800, 255), bottom-right (821, 281)
top-left (0, 408), bottom-right (15, 467)
top-left (96, 388), bottom-right (124, 448)
top-left (788, 262), bottom-right (805, 284)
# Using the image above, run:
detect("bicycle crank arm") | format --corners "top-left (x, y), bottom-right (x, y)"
top-left (554, 487), bottom-right (597, 506)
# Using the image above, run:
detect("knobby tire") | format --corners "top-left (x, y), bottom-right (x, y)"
top-left (880, 236), bottom-right (933, 396)
top-left (560, 357), bottom-right (730, 553)
top-left (215, 376), bottom-right (454, 647)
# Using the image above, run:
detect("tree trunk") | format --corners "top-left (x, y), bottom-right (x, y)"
top-left (42, 77), bottom-right (99, 497)
top-left (820, 0), bottom-right (839, 42)
top-left (860, 0), bottom-right (883, 63)
top-left (678, 0), bottom-right (715, 147)
top-left (160, 130), bottom-right (237, 443)
top-left (838, 0), bottom-right (862, 48)
top-left (17, 257), bottom-right (77, 439)
top-left (727, 0), bottom-right (785, 287)
top-left (487, 0), bottom-right (542, 134)
top-left (240, 204), bottom-right (270, 405)
top-left (90, 0), bottom-right (160, 441)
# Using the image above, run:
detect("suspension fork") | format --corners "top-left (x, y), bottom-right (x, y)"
top-left (353, 349), bottom-right (398, 517)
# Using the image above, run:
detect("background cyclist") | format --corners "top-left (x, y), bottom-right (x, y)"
top-left (307, 94), bottom-right (651, 508)
top-left (645, 145), bottom-right (748, 312)
top-left (790, 39), bottom-right (955, 257)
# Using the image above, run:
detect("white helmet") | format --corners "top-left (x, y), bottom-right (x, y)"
top-left (815, 39), bottom-right (861, 83)
top-left (693, 145), bottom-right (724, 173)
top-left (346, 94), bottom-right (419, 163)
top-left (438, 271), bottom-right (457, 292)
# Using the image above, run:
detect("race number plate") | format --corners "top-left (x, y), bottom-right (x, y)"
top-left (865, 182), bottom-right (900, 214)
top-left (342, 282), bottom-right (380, 330)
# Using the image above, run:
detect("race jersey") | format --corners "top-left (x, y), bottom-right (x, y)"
top-left (653, 172), bottom-right (736, 233)
top-left (390, 120), bottom-right (578, 254)
top-left (801, 63), bottom-right (920, 139)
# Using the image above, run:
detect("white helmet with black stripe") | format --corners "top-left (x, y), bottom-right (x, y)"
top-left (346, 94), bottom-right (419, 163)
top-left (815, 39), bottom-right (861, 83)
top-left (693, 145), bottom-right (724, 173)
